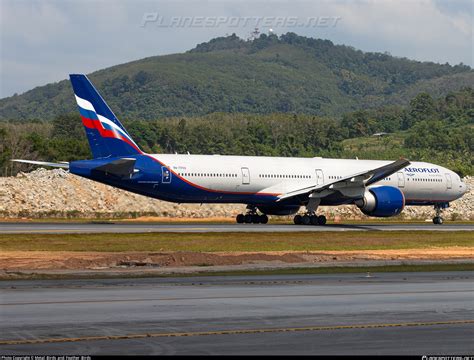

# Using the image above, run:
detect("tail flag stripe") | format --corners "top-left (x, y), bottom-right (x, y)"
top-left (74, 95), bottom-right (95, 111)
top-left (96, 114), bottom-right (140, 148)
top-left (79, 115), bottom-right (143, 154)
top-left (73, 91), bottom-right (142, 155)
top-left (74, 94), bottom-right (137, 145)
top-left (78, 107), bottom-right (98, 120)
top-left (80, 116), bottom-right (97, 129)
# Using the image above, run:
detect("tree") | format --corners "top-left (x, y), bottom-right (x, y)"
top-left (405, 93), bottom-right (436, 128)
top-left (51, 113), bottom-right (85, 139)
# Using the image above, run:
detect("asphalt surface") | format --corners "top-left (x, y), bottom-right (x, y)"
top-left (0, 222), bottom-right (473, 233)
top-left (1, 272), bottom-right (473, 355)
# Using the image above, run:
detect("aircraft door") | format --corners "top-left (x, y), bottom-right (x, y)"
top-left (445, 173), bottom-right (452, 189)
top-left (315, 169), bottom-right (324, 185)
top-left (162, 166), bottom-right (172, 184)
top-left (241, 167), bottom-right (250, 185)
top-left (397, 171), bottom-right (405, 188)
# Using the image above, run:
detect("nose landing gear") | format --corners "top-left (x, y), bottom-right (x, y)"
top-left (433, 203), bottom-right (449, 225)
top-left (236, 205), bottom-right (268, 224)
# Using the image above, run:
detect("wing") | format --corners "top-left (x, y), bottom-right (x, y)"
top-left (12, 159), bottom-right (69, 169)
top-left (277, 158), bottom-right (410, 202)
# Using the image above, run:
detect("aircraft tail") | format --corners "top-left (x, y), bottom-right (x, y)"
top-left (69, 74), bottom-right (143, 159)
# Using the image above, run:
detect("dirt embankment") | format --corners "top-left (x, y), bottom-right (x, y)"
top-left (1, 248), bottom-right (472, 271)
top-left (0, 168), bottom-right (472, 220)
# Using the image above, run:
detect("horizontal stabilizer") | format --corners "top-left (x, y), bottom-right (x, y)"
top-left (93, 158), bottom-right (136, 178)
top-left (12, 159), bottom-right (69, 169)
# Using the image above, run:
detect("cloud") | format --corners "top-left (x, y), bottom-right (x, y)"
top-left (1, 0), bottom-right (472, 98)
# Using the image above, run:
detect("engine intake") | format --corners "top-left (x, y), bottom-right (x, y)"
top-left (356, 186), bottom-right (405, 217)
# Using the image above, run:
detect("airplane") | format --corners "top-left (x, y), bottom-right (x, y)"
top-left (14, 74), bottom-right (468, 225)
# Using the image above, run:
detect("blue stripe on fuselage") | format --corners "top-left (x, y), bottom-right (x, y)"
top-left (69, 155), bottom-right (281, 205)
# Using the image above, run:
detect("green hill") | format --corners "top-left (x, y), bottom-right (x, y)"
top-left (1, 33), bottom-right (472, 121)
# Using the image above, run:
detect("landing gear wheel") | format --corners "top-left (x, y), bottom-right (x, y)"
top-left (310, 215), bottom-right (319, 225)
top-left (317, 215), bottom-right (327, 226)
top-left (433, 216), bottom-right (443, 225)
top-left (294, 215), bottom-right (302, 225)
top-left (302, 215), bottom-right (311, 225)
top-left (251, 214), bottom-right (261, 224)
top-left (238, 205), bottom-right (268, 225)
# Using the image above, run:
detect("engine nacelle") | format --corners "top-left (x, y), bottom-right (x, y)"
top-left (257, 205), bottom-right (300, 216)
top-left (356, 186), bottom-right (405, 217)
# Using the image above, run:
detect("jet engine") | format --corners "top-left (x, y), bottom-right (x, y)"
top-left (355, 186), bottom-right (405, 217)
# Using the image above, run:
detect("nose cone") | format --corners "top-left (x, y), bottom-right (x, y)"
top-left (459, 180), bottom-right (468, 195)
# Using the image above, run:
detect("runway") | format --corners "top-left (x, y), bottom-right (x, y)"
top-left (0, 221), bottom-right (473, 233)
top-left (1, 271), bottom-right (473, 355)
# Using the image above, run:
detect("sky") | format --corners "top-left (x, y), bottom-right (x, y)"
top-left (1, 0), bottom-right (473, 99)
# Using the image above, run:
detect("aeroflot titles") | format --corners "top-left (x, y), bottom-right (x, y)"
top-left (404, 167), bottom-right (440, 173)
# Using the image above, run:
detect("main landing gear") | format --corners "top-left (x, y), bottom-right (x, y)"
top-left (433, 203), bottom-right (449, 225)
top-left (293, 198), bottom-right (326, 226)
top-left (236, 205), bottom-right (268, 224)
top-left (293, 213), bottom-right (327, 226)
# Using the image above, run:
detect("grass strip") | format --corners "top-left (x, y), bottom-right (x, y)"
top-left (0, 231), bottom-right (472, 252)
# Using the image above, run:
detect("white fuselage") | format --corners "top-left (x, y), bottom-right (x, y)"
top-left (150, 154), bottom-right (467, 205)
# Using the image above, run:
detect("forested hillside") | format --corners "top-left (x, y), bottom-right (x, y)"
top-left (1, 88), bottom-right (472, 177)
top-left (1, 33), bottom-right (472, 120)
